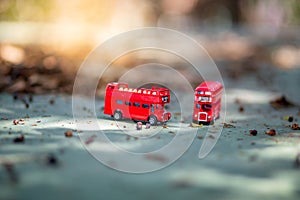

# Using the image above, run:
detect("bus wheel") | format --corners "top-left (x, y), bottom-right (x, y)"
top-left (148, 115), bottom-right (157, 125)
top-left (113, 111), bottom-right (122, 120)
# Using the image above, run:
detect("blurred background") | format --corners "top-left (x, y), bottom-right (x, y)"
top-left (0, 0), bottom-right (300, 95)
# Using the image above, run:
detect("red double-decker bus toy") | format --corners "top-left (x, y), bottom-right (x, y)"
top-left (104, 82), bottom-right (171, 125)
top-left (193, 81), bottom-right (223, 125)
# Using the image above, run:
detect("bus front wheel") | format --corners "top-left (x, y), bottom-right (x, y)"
top-left (148, 115), bottom-right (157, 125)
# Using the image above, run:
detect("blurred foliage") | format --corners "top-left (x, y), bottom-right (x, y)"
top-left (0, 0), bottom-right (299, 25)
top-left (1, 0), bottom-right (300, 95)
top-left (290, 0), bottom-right (300, 25)
top-left (0, 0), bottom-right (53, 21)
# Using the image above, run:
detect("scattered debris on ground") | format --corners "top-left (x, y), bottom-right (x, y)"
top-left (171, 180), bottom-right (192, 188)
top-left (291, 123), bottom-right (300, 130)
top-left (207, 135), bottom-right (215, 139)
top-left (13, 119), bottom-right (19, 125)
top-left (270, 95), bottom-right (295, 109)
top-left (265, 129), bottom-right (276, 136)
top-left (136, 122), bottom-right (142, 130)
top-left (64, 130), bottom-right (73, 137)
top-left (46, 154), bottom-right (59, 167)
top-left (144, 154), bottom-right (167, 163)
top-left (283, 115), bottom-right (294, 122)
top-left (249, 129), bottom-right (258, 136)
top-left (49, 99), bottom-right (55, 105)
top-left (189, 123), bottom-right (203, 128)
top-left (197, 135), bottom-right (204, 139)
top-left (295, 153), bottom-right (300, 168)
top-left (223, 123), bottom-right (236, 128)
top-left (145, 123), bottom-right (151, 129)
top-left (84, 135), bottom-right (97, 145)
top-left (239, 105), bottom-right (245, 112)
top-left (13, 135), bottom-right (25, 143)
top-left (19, 118), bottom-right (25, 124)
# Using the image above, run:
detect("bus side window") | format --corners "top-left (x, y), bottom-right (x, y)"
top-left (116, 100), bottom-right (123, 105)
top-left (151, 104), bottom-right (154, 112)
top-left (133, 102), bottom-right (140, 107)
top-left (142, 104), bottom-right (149, 108)
top-left (196, 104), bottom-right (200, 109)
top-left (125, 101), bottom-right (131, 106)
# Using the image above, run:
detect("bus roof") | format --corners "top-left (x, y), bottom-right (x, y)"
top-left (195, 81), bottom-right (223, 92)
top-left (106, 82), bottom-right (170, 98)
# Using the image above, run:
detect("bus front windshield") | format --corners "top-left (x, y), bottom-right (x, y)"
top-left (152, 104), bottom-right (164, 111)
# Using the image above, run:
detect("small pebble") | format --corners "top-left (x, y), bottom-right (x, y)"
top-left (208, 135), bottom-right (215, 139)
top-left (19, 119), bottom-right (25, 125)
top-left (249, 129), bottom-right (257, 136)
top-left (239, 106), bottom-right (244, 112)
top-left (197, 135), bottom-right (204, 140)
top-left (13, 94), bottom-right (18, 100)
top-left (29, 94), bottom-right (33, 102)
top-left (46, 154), bottom-right (59, 166)
top-left (64, 130), bottom-right (73, 137)
top-left (291, 123), bottom-right (300, 130)
top-left (136, 122), bottom-right (142, 130)
top-left (13, 119), bottom-right (19, 125)
top-left (223, 123), bottom-right (236, 128)
top-left (145, 123), bottom-right (151, 129)
top-left (295, 153), bottom-right (300, 168)
top-left (265, 129), bottom-right (276, 136)
top-left (13, 135), bottom-right (25, 143)
top-left (234, 98), bottom-right (241, 104)
top-left (84, 135), bottom-right (96, 145)
top-left (49, 99), bottom-right (55, 105)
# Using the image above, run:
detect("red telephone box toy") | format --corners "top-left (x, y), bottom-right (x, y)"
top-left (193, 81), bottom-right (223, 125)
top-left (104, 82), bottom-right (171, 125)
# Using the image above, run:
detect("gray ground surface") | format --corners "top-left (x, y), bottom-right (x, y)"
top-left (1, 72), bottom-right (300, 200)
